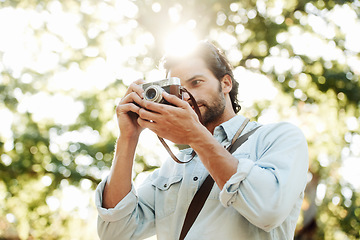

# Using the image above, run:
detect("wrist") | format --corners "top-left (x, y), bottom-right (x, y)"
top-left (115, 134), bottom-right (139, 157)
top-left (188, 124), bottom-right (213, 149)
top-left (118, 131), bottom-right (140, 143)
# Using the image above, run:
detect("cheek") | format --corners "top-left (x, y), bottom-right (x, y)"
top-left (187, 84), bottom-right (220, 104)
top-left (185, 91), bottom-right (199, 105)
top-left (184, 88), bottom-right (199, 101)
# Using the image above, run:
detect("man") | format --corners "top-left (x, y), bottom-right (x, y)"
top-left (95, 41), bottom-right (309, 239)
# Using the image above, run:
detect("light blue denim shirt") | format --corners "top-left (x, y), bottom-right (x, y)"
top-left (95, 115), bottom-right (309, 240)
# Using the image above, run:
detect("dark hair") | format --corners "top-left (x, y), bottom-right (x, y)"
top-left (162, 41), bottom-right (241, 113)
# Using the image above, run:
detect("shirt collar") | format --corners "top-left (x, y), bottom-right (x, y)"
top-left (213, 115), bottom-right (248, 143)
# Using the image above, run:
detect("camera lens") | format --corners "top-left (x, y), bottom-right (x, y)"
top-left (144, 85), bottom-right (164, 103)
top-left (146, 88), bottom-right (157, 100)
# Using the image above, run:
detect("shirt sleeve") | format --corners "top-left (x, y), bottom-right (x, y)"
top-left (219, 122), bottom-right (309, 232)
top-left (95, 176), bottom-right (156, 240)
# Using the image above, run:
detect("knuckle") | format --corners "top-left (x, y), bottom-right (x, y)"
top-left (129, 92), bottom-right (136, 98)
top-left (116, 103), bottom-right (123, 111)
top-left (129, 83), bottom-right (141, 93)
top-left (126, 92), bottom-right (138, 102)
top-left (143, 100), bottom-right (152, 109)
top-left (135, 78), bottom-right (144, 83)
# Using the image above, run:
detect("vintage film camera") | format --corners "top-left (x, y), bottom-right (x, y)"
top-left (141, 77), bottom-right (182, 104)
top-left (140, 77), bottom-right (203, 164)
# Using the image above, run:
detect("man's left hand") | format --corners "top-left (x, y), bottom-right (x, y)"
top-left (137, 91), bottom-right (203, 145)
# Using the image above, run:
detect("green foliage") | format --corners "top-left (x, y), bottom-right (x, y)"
top-left (0, 0), bottom-right (359, 239)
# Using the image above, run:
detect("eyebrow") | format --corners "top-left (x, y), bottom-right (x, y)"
top-left (185, 75), bottom-right (205, 83)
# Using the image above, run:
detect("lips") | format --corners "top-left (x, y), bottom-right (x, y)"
top-left (188, 100), bottom-right (205, 110)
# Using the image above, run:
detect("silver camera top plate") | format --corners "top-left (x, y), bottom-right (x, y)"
top-left (141, 77), bottom-right (181, 89)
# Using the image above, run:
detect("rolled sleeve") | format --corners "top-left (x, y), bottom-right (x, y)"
top-left (95, 177), bottom-right (138, 222)
top-left (220, 156), bottom-right (255, 207)
top-left (219, 122), bottom-right (308, 231)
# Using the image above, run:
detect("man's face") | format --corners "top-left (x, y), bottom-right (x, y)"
top-left (168, 58), bottom-right (226, 126)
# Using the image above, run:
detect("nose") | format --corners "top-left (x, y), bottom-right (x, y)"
top-left (182, 89), bottom-right (199, 110)
top-left (182, 91), bottom-right (191, 101)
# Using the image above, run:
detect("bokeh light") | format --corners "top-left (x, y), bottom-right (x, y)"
top-left (1, 0), bottom-right (360, 239)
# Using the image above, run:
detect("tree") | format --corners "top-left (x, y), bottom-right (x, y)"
top-left (0, 0), bottom-right (359, 239)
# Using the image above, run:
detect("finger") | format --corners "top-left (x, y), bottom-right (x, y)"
top-left (116, 102), bottom-right (141, 116)
top-left (137, 117), bottom-right (164, 137)
top-left (162, 92), bottom-right (190, 109)
top-left (142, 100), bottom-right (172, 114)
top-left (138, 107), bottom-right (161, 122)
top-left (126, 79), bottom-right (145, 98)
top-left (121, 92), bottom-right (144, 107)
top-left (137, 116), bottom-right (154, 129)
top-left (134, 79), bottom-right (145, 84)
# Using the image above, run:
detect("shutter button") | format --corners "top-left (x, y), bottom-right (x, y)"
top-left (193, 176), bottom-right (198, 181)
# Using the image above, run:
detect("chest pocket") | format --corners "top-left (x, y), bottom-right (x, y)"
top-left (152, 175), bottom-right (182, 219)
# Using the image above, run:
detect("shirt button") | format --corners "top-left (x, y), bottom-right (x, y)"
top-left (193, 176), bottom-right (198, 181)
top-left (164, 184), bottom-right (167, 188)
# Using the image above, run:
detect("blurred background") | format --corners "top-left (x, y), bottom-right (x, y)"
top-left (0, 0), bottom-right (359, 239)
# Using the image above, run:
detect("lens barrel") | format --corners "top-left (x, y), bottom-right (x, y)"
top-left (144, 85), bottom-right (164, 103)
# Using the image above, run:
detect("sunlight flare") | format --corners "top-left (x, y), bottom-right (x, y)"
top-left (163, 27), bottom-right (198, 58)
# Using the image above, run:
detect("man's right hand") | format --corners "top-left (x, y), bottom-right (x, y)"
top-left (102, 79), bottom-right (146, 209)
top-left (116, 79), bottom-right (145, 140)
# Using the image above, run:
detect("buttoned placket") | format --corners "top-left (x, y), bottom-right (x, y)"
top-left (182, 125), bottom-right (230, 204)
top-left (188, 157), bottom-right (206, 201)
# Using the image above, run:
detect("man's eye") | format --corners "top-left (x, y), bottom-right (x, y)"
top-left (192, 80), bottom-right (201, 86)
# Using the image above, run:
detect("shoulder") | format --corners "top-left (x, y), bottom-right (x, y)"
top-left (253, 121), bottom-right (307, 146)
top-left (244, 121), bottom-right (309, 164)
top-left (258, 121), bottom-right (305, 136)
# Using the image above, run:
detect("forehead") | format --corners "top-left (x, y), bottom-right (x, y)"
top-left (168, 58), bottom-right (213, 80)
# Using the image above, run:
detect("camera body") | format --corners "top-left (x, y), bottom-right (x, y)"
top-left (141, 77), bottom-right (182, 104)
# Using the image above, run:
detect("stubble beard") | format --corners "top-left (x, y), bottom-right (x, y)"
top-left (199, 91), bottom-right (226, 126)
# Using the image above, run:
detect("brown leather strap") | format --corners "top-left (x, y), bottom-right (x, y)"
top-left (158, 136), bottom-right (194, 164)
top-left (179, 174), bottom-right (214, 240)
top-left (181, 87), bottom-right (203, 125)
top-left (227, 125), bottom-right (261, 153)
top-left (231, 118), bottom-right (249, 145)
top-left (179, 124), bottom-right (261, 239)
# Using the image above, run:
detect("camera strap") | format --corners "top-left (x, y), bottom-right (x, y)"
top-left (157, 87), bottom-right (203, 164)
top-left (180, 87), bottom-right (204, 124)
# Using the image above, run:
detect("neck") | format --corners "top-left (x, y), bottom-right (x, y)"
top-left (206, 106), bottom-right (236, 134)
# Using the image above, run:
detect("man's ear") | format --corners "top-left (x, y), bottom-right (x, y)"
top-left (221, 74), bottom-right (232, 94)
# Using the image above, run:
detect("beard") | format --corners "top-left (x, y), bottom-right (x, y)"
top-left (197, 90), bottom-right (226, 126)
